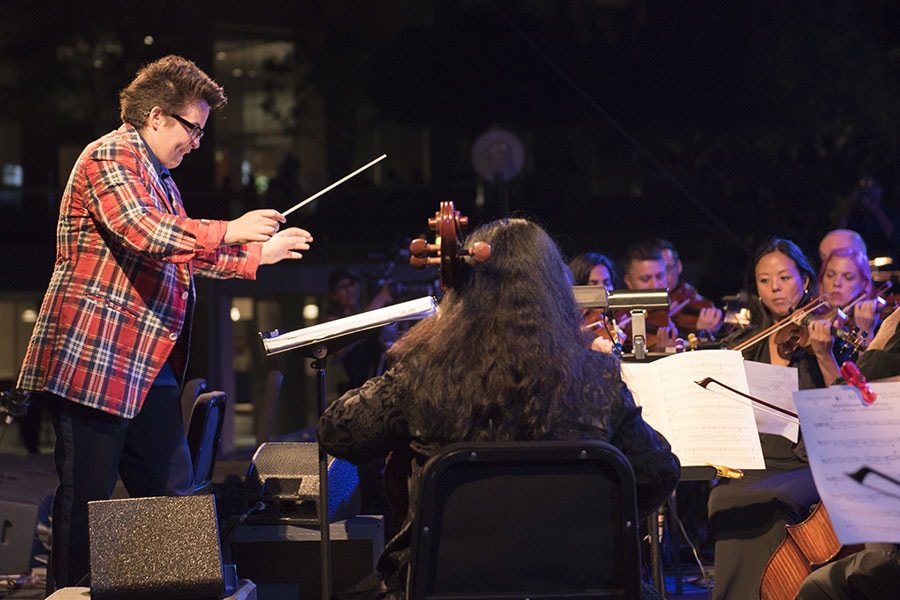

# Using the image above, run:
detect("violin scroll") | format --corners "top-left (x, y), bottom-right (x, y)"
top-left (409, 201), bottom-right (491, 289)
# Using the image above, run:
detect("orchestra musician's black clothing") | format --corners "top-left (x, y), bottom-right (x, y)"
top-left (708, 326), bottom-right (823, 600)
top-left (318, 356), bottom-right (680, 599)
top-left (317, 215), bottom-right (679, 600)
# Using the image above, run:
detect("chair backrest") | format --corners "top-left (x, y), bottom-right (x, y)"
top-left (186, 390), bottom-right (227, 495)
top-left (407, 440), bottom-right (642, 600)
top-left (181, 377), bottom-right (208, 432)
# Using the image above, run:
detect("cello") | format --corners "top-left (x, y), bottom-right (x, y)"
top-left (386, 200), bottom-right (492, 523)
top-left (758, 358), bottom-right (876, 599)
top-left (759, 502), bottom-right (864, 600)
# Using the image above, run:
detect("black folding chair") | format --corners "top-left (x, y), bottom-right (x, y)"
top-left (407, 440), bottom-right (642, 600)
top-left (186, 390), bottom-right (227, 495)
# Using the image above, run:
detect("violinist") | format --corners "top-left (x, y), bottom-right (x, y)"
top-left (650, 238), bottom-right (724, 340)
top-left (568, 251), bottom-right (620, 290)
top-left (569, 252), bottom-right (624, 353)
top-left (621, 242), bottom-right (678, 352)
top-left (818, 247), bottom-right (880, 357)
top-left (817, 228), bottom-right (867, 264)
top-left (709, 238), bottom-right (839, 600)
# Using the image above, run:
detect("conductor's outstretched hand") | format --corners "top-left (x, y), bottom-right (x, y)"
top-left (260, 227), bottom-right (314, 265)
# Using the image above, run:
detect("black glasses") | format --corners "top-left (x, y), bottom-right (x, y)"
top-left (170, 114), bottom-right (205, 140)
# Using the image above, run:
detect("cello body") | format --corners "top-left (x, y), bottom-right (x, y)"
top-left (759, 502), bottom-right (864, 600)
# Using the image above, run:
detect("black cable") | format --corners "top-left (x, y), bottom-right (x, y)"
top-left (220, 501), bottom-right (268, 544)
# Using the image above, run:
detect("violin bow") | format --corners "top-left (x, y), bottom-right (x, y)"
top-left (695, 377), bottom-right (799, 421)
top-left (731, 295), bottom-right (830, 353)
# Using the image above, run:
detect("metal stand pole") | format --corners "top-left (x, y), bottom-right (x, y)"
top-left (312, 347), bottom-right (332, 600)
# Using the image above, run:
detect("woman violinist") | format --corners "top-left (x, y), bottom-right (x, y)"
top-left (710, 238), bottom-right (841, 600)
top-left (569, 252), bottom-right (626, 354)
top-left (818, 247), bottom-right (881, 359)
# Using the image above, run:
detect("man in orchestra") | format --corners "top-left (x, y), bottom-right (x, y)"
top-left (818, 228), bottom-right (867, 265)
top-left (796, 307), bottom-right (900, 599)
top-left (15, 55), bottom-right (313, 593)
top-left (621, 242), bottom-right (676, 351)
top-left (650, 238), bottom-right (723, 338)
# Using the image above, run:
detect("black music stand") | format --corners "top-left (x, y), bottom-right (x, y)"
top-left (304, 331), bottom-right (370, 600)
top-left (259, 297), bottom-right (438, 600)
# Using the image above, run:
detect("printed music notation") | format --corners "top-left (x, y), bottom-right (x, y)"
top-left (743, 360), bottom-right (801, 442)
top-left (794, 382), bottom-right (900, 545)
top-left (621, 350), bottom-right (765, 469)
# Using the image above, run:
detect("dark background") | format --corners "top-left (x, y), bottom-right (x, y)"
top-left (4, 0), bottom-right (900, 301)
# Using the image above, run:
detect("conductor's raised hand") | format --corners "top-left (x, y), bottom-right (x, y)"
top-left (260, 227), bottom-right (314, 265)
top-left (224, 209), bottom-right (286, 245)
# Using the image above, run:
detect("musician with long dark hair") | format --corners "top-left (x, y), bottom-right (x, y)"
top-left (710, 237), bottom-right (839, 600)
top-left (318, 217), bottom-right (680, 598)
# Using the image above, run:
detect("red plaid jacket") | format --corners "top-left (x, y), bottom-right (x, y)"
top-left (18, 124), bottom-right (261, 418)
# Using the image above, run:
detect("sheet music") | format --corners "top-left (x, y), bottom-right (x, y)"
top-left (743, 360), bottom-right (800, 442)
top-left (793, 382), bottom-right (900, 545)
top-left (259, 296), bottom-right (437, 355)
top-left (621, 350), bottom-right (765, 469)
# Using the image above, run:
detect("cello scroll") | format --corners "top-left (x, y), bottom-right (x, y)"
top-left (408, 201), bottom-right (491, 289)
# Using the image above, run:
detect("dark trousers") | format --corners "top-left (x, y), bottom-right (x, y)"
top-left (46, 376), bottom-right (193, 590)
top-left (797, 545), bottom-right (900, 599)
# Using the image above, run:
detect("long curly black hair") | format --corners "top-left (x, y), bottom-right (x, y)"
top-left (389, 217), bottom-right (621, 445)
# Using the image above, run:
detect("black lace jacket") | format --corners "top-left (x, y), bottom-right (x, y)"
top-left (317, 352), bottom-right (680, 594)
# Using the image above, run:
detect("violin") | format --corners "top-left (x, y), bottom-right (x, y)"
top-left (731, 295), bottom-right (855, 356)
top-left (614, 306), bottom-right (675, 352)
top-left (668, 284), bottom-right (716, 332)
top-left (771, 305), bottom-right (864, 361)
top-left (836, 282), bottom-right (892, 348)
top-left (581, 308), bottom-right (627, 355)
top-left (759, 502), bottom-right (864, 600)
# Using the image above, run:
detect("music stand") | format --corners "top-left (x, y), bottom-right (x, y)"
top-left (259, 297), bottom-right (438, 600)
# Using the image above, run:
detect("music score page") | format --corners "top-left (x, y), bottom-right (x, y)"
top-left (621, 350), bottom-right (765, 469)
top-left (793, 383), bottom-right (900, 545)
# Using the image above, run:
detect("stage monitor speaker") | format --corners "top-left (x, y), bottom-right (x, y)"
top-left (244, 442), bottom-right (359, 525)
top-left (0, 500), bottom-right (40, 576)
top-left (0, 454), bottom-right (56, 576)
top-left (88, 495), bottom-right (224, 600)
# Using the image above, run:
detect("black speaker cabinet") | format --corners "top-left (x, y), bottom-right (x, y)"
top-left (0, 453), bottom-right (56, 576)
top-left (244, 442), bottom-right (359, 525)
top-left (225, 515), bottom-right (384, 600)
top-left (0, 499), bottom-right (40, 576)
top-left (88, 495), bottom-right (224, 600)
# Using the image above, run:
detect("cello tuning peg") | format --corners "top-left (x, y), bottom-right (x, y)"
top-left (465, 241), bottom-right (491, 263)
top-left (409, 237), bottom-right (430, 259)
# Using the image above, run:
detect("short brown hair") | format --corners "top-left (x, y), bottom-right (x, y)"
top-left (119, 55), bottom-right (227, 127)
